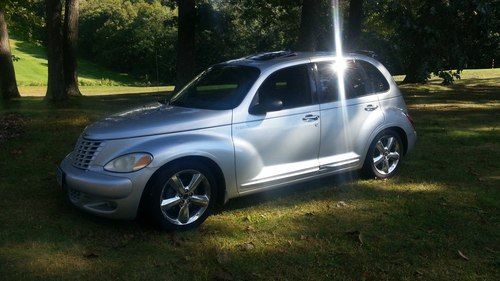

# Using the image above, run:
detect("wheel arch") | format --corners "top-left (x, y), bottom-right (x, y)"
top-left (363, 125), bottom-right (410, 164)
top-left (386, 126), bottom-right (408, 155)
top-left (139, 155), bottom-right (227, 215)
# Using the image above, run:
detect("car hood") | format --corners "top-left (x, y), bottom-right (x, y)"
top-left (83, 103), bottom-right (233, 140)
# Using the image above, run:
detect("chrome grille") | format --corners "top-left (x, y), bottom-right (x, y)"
top-left (72, 138), bottom-right (105, 169)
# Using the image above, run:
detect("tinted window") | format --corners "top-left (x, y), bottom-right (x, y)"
top-left (359, 61), bottom-right (390, 94)
top-left (316, 60), bottom-right (389, 103)
top-left (170, 65), bottom-right (260, 110)
top-left (256, 65), bottom-right (312, 109)
top-left (316, 62), bottom-right (339, 102)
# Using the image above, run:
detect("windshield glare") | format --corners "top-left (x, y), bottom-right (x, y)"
top-left (170, 65), bottom-right (260, 110)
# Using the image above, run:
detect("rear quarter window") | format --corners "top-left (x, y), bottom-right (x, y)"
top-left (316, 59), bottom-right (390, 103)
top-left (358, 61), bottom-right (390, 94)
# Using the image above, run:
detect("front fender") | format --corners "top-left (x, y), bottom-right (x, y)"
top-left (92, 125), bottom-right (238, 201)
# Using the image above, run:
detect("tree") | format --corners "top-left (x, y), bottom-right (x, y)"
top-left (63, 0), bottom-right (81, 96)
top-left (346, 0), bottom-right (363, 50)
top-left (175, 0), bottom-right (196, 90)
top-left (0, 8), bottom-right (20, 100)
top-left (45, 0), bottom-right (66, 101)
top-left (296, 0), bottom-right (322, 51)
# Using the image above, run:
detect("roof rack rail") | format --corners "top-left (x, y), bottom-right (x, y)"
top-left (351, 50), bottom-right (377, 58)
top-left (247, 51), bottom-right (297, 61)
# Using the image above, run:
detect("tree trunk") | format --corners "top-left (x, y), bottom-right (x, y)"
top-left (0, 9), bottom-right (20, 100)
top-left (63, 0), bottom-right (81, 96)
top-left (45, 0), bottom-right (66, 101)
top-left (402, 55), bottom-right (429, 84)
top-left (297, 0), bottom-right (322, 51)
top-left (346, 0), bottom-right (363, 50)
top-left (175, 0), bottom-right (196, 90)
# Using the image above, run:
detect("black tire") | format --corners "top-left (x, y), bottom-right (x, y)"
top-left (141, 159), bottom-right (218, 231)
top-left (361, 129), bottom-right (403, 179)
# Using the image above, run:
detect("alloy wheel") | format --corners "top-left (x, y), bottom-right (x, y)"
top-left (160, 169), bottom-right (211, 225)
top-left (372, 135), bottom-right (401, 175)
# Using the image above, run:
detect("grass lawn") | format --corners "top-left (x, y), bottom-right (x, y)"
top-left (0, 70), bottom-right (499, 280)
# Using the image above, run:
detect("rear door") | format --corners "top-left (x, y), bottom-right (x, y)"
top-left (315, 59), bottom-right (386, 170)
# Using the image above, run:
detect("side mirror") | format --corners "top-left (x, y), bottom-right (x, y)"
top-left (250, 98), bottom-right (283, 115)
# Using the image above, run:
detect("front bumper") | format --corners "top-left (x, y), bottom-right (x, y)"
top-left (58, 156), bottom-right (147, 220)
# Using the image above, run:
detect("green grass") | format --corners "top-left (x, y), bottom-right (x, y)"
top-left (10, 38), bottom-right (174, 96)
top-left (0, 70), bottom-right (499, 280)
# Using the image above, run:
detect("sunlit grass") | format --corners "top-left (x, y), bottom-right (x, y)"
top-left (18, 85), bottom-right (174, 97)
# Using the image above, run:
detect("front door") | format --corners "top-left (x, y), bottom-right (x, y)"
top-left (233, 64), bottom-right (320, 191)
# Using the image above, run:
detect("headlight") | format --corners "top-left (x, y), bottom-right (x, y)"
top-left (104, 153), bottom-right (153, 173)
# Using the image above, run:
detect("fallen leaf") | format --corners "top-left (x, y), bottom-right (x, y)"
top-left (358, 233), bottom-right (364, 245)
top-left (9, 149), bottom-right (22, 155)
top-left (216, 251), bottom-right (230, 265)
top-left (484, 247), bottom-right (496, 254)
top-left (457, 250), bottom-right (469, 261)
top-left (345, 230), bottom-right (363, 245)
top-left (244, 225), bottom-right (255, 233)
top-left (169, 234), bottom-right (182, 247)
top-left (238, 242), bottom-right (255, 251)
top-left (214, 268), bottom-right (233, 281)
top-left (83, 252), bottom-right (99, 259)
top-left (252, 272), bottom-right (262, 278)
top-left (336, 201), bottom-right (348, 207)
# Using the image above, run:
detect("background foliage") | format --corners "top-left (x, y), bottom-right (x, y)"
top-left (3, 0), bottom-right (499, 84)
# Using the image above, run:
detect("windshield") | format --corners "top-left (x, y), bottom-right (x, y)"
top-left (170, 65), bottom-right (260, 110)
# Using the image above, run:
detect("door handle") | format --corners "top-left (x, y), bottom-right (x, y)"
top-left (302, 114), bottom-right (319, 122)
top-left (364, 104), bottom-right (379, 111)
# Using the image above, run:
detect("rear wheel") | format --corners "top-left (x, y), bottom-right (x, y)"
top-left (362, 130), bottom-right (403, 179)
top-left (143, 160), bottom-right (217, 231)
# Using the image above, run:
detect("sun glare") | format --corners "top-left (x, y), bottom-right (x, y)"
top-left (332, 0), bottom-right (351, 152)
top-left (330, 59), bottom-right (348, 73)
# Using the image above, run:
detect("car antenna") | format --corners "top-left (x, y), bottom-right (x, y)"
top-left (153, 35), bottom-right (167, 104)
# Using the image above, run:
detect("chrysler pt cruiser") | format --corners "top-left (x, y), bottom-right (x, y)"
top-left (57, 51), bottom-right (416, 230)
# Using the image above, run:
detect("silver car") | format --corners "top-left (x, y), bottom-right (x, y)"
top-left (57, 51), bottom-right (416, 230)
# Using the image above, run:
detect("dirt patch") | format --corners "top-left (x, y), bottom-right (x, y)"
top-left (0, 113), bottom-right (28, 144)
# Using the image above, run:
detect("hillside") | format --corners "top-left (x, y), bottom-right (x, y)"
top-left (10, 39), bottom-right (172, 96)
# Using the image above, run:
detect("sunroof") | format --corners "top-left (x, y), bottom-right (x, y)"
top-left (247, 51), bottom-right (297, 61)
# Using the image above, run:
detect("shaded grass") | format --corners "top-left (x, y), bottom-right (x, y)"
top-left (0, 73), bottom-right (499, 280)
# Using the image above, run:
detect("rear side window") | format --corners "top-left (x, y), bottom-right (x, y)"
top-left (358, 61), bottom-right (390, 94)
top-left (316, 60), bottom-right (389, 103)
top-left (256, 64), bottom-right (312, 109)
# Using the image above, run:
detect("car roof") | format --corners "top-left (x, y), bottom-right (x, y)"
top-left (220, 51), bottom-right (377, 71)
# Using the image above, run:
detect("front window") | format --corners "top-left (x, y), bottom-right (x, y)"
top-left (170, 65), bottom-right (260, 110)
top-left (255, 64), bottom-right (313, 109)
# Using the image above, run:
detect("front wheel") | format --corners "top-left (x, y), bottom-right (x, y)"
top-left (362, 130), bottom-right (403, 179)
top-left (142, 161), bottom-right (218, 231)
